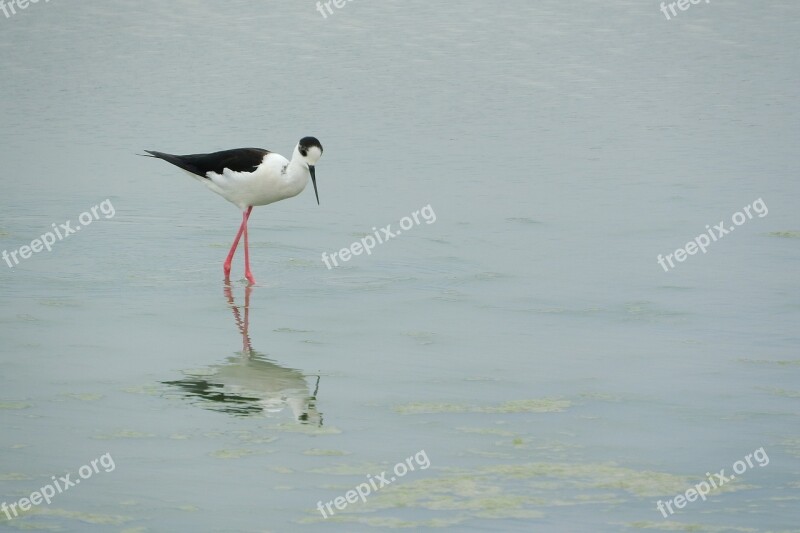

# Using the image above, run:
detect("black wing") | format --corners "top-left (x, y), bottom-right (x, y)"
top-left (143, 148), bottom-right (270, 178)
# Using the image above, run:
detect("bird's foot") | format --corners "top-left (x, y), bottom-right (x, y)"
top-left (223, 263), bottom-right (232, 277)
top-left (245, 272), bottom-right (256, 285)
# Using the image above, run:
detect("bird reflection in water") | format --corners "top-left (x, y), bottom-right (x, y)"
top-left (163, 282), bottom-right (322, 425)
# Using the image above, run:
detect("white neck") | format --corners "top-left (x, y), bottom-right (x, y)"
top-left (286, 154), bottom-right (308, 176)
top-left (280, 154), bottom-right (310, 200)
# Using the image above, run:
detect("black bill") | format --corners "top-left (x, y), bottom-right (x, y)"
top-left (309, 165), bottom-right (319, 205)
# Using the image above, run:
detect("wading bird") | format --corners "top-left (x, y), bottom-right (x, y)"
top-left (143, 137), bottom-right (323, 284)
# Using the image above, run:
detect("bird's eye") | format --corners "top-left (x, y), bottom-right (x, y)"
top-left (299, 148), bottom-right (308, 157)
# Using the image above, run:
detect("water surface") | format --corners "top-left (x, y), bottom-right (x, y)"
top-left (1, 1), bottom-right (799, 531)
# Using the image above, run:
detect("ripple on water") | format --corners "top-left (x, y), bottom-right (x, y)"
top-left (394, 398), bottom-right (571, 414)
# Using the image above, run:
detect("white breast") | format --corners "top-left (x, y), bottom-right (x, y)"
top-left (204, 153), bottom-right (309, 210)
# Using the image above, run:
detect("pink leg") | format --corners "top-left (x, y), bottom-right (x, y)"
top-left (223, 207), bottom-right (253, 278)
top-left (244, 212), bottom-right (255, 285)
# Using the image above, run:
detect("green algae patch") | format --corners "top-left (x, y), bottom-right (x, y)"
top-left (781, 438), bottom-right (800, 457)
top-left (738, 358), bottom-right (800, 367)
top-left (122, 384), bottom-right (161, 396)
top-left (93, 430), bottom-right (156, 440)
top-left (456, 427), bottom-right (516, 437)
top-left (303, 449), bottom-right (350, 456)
top-left (0, 472), bottom-right (32, 481)
top-left (506, 217), bottom-right (542, 225)
top-left (39, 299), bottom-right (81, 308)
top-left (759, 387), bottom-right (800, 398)
top-left (0, 402), bottom-right (32, 410)
top-left (0, 517), bottom-right (60, 530)
top-left (231, 431), bottom-right (278, 445)
top-left (465, 449), bottom-right (514, 459)
top-left (579, 392), bottom-right (624, 403)
top-left (395, 402), bottom-right (466, 414)
top-left (625, 521), bottom-right (758, 532)
top-left (478, 399), bottom-right (570, 413)
top-left (403, 331), bottom-right (437, 345)
top-left (62, 393), bottom-right (104, 401)
top-left (269, 423), bottom-right (341, 435)
top-left (4, 507), bottom-right (132, 527)
top-left (475, 508), bottom-right (544, 519)
top-left (211, 448), bottom-right (269, 459)
top-left (15, 314), bottom-right (42, 323)
top-left (238, 436), bottom-right (278, 445)
top-left (473, 271), bottom-right (507, 281)
top-left (623, 301), bottom-right (688, 320)
top-left (286, 258), bottom-right (316, 267)
top-left (306, 515), bottom-right (466, 528)
top-left (395, 398), bottom-right (570, 415)
top-left (176, 505), bottom-right (199, 512)
top-left (497, 462), bottom-right (747, 498)
top-left (309, 463), bottom-right (388, 476)
top-left (299, 459), bottom-right (752, 528)
top-left (768, 231), bottom-right (800, 238)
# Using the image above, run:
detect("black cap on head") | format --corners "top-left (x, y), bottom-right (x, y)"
top-left (297, 137), bottom-right (321, 204)
top-left (298, 136), bottom-right (323, 157)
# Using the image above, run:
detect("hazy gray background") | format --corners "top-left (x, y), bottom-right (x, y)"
top-left (1, 0), bottom-right (798, 531)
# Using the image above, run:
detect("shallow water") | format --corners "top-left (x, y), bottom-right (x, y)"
top-left (1, 1), bottom-right (799, 531)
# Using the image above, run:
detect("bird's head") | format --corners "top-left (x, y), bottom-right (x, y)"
top-left (295, 136), bottom-right (323, 204)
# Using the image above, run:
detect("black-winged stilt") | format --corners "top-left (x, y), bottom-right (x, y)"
top-left (143, 137), bottom-right (323, 284)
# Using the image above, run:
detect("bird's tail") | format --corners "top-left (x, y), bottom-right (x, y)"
top-left (139, 150), bottom-right (203, 177)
